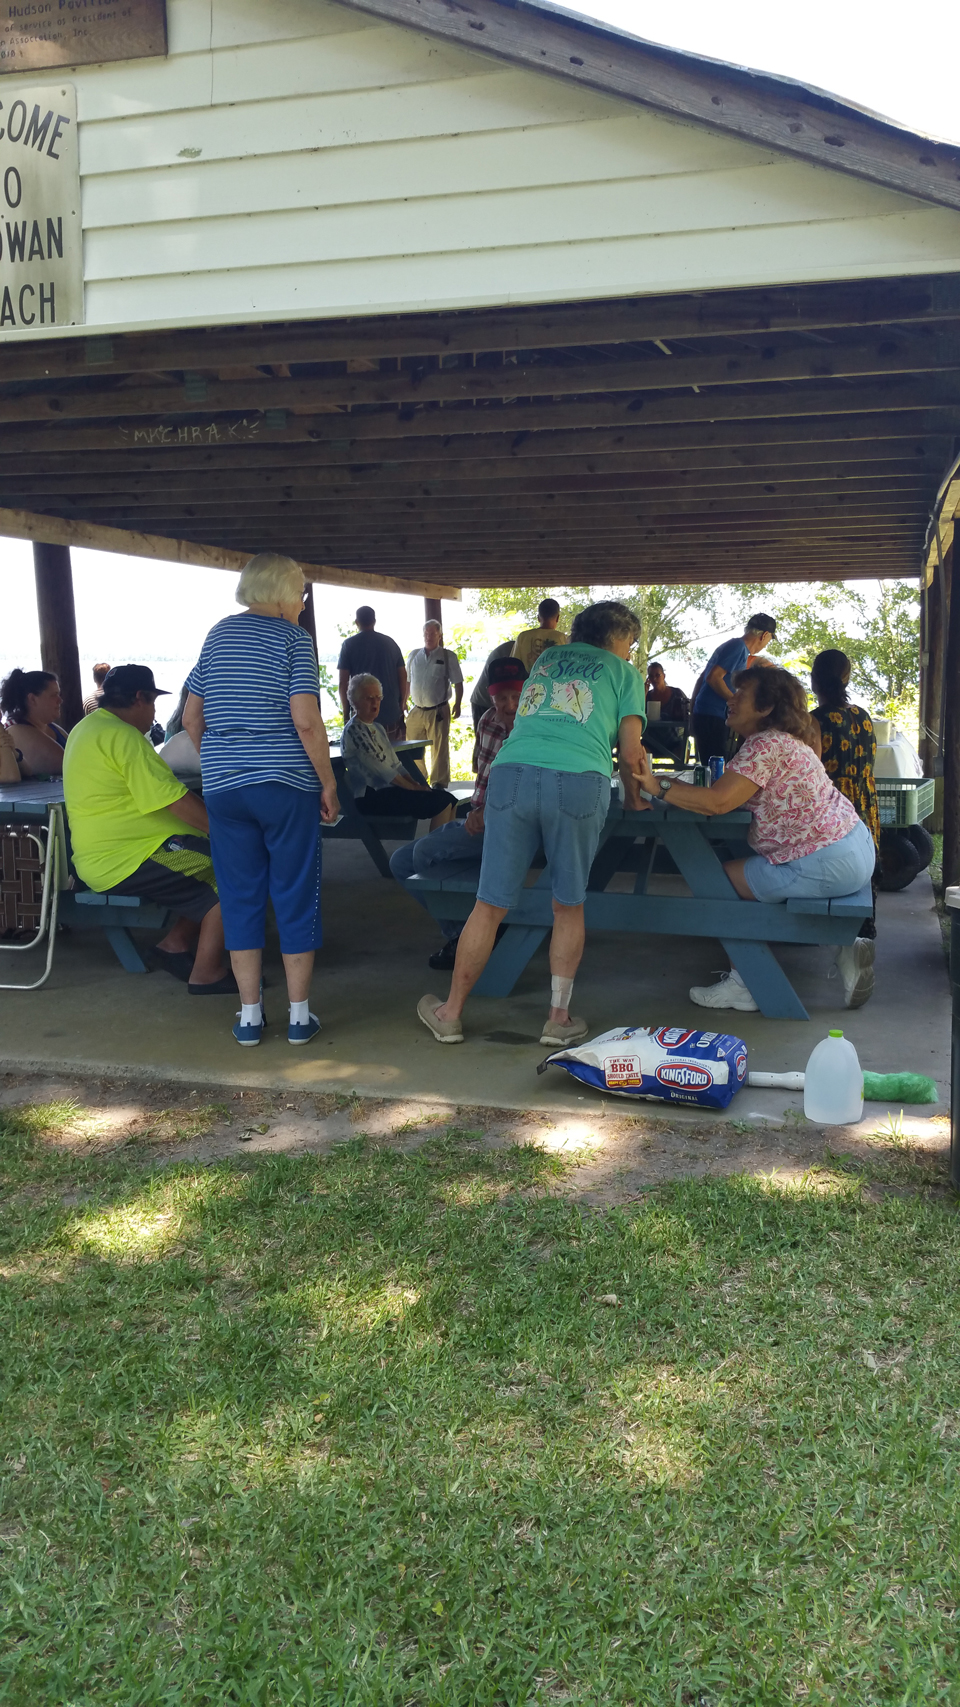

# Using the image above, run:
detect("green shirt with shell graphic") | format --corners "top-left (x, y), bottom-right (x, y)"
top-left (492, 642), bottom-right (646, 777)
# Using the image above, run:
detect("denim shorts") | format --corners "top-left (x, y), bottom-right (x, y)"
top-left (743, 817), bottom-right (875, 903)
top-left (477, 763), bottom-right (611, 910)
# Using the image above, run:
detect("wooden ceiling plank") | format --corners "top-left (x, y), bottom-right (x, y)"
top-left (2, 379), bottom-right (955, 457)
top-left (0, 413), bottom-right (953, 470)
top-left (6, 277), bottom-right (960, 385)
top-left (0, 434), bottom-right (951, 490)
top-left (4, 337), bottom-right (960, 427)
top-left (0, 456), bottom-right (938, 503)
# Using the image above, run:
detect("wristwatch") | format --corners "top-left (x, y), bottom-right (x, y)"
top-left (638, 777), bottom-right (672, 803)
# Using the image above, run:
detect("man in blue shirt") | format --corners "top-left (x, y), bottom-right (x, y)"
top-left (692, 613), bottom-right (777, 764)
top-left (338, 607), bottom-right (408, 740)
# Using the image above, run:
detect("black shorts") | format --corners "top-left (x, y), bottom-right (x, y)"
top-left (105, 858), bottom-right (219, 922)
top-left (356, 785), bottom-right (456, 820)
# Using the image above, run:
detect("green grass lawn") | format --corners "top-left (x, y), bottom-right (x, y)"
top-left (2, 1104), bottom-right (960, 1706)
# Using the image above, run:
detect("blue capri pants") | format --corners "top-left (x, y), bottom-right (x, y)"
top-left (204, 781), bottom-right (322, 953)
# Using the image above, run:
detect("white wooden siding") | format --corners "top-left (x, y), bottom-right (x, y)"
top-left (0, 0), bottom-right (958, 338)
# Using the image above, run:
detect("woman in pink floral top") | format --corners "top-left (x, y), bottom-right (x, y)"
top-left (633, 667), bottom-right (876, 1011)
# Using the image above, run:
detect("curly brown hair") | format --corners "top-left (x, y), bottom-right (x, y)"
top-left (733, 666), bottom-right (811, 741)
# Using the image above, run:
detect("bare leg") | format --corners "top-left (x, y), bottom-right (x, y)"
top-left (157, 916), bottom-right (200, 955)
top-left (429, 804), bottom-right (455, 832)
top-left (187, 905), bottom-right (231, 985)
top-left (282, 950), bottom-right (315, 1004)
top-left (435, 900), bottom-right (506, 1022)
top-left (723, 859), bottom-right (757, 901)
top-left (230, 947), bottom-right (263, 1005)
top-left (547, 901), bottom-right (586, 1024)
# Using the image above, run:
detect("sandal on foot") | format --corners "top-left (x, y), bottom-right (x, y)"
top-left (417, 994), bottom-right (464, 1044)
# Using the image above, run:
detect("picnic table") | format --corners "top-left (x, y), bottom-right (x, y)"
top-left (406, 793), bottom-right (873, 1021)
top-left (0, 739), bottom-right (431, 977)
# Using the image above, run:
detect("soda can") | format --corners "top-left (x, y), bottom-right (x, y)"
top-left (708, 755), bottom-right (725, 785)
top-left (692, 764), bottom-right (708, 787)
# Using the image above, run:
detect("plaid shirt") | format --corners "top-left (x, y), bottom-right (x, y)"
top-left (472, 709), bottom-right (510, 810)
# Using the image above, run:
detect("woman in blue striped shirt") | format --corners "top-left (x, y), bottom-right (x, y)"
top-left (184, 553), bottom-right (339, 1048)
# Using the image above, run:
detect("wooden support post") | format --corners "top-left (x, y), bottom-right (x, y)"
top-left (299, 583), bottom-right (319, 660)
top-left (33, 542), bottom-right (83, 729)
top-left (943, 544), bottom-right (960, 889)
top-left (424, 596), bottom-right (443, 627)
top-left (921, 563), bottom-right (946, 830)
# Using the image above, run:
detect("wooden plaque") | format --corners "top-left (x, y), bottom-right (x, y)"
top-left (0, 1), bottom-right (167, 75)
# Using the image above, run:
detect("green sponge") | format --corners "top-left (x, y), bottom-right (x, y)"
top-left (862, 1072), bottom-right (938, 1105)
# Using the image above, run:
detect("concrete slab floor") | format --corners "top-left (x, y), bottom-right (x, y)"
top-left (0, 842), bottom-right (949, 1139)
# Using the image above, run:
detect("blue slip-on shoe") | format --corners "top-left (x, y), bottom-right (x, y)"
top-left (288, 1012), bottom-right (321, 1047)
top-left (233, 1004), bottom-right (266, 1047)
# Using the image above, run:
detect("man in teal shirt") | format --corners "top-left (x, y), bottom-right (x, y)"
top-left (417, 601), bottom-right (646, 1051)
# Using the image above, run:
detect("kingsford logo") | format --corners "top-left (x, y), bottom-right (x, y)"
top-left (656, 1062), bottom-right (714, 1090)
top-left (654, 1027), bottom-right (695, 1049)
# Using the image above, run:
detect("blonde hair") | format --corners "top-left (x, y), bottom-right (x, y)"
top-left (235, 552), bottom-right (304, 609)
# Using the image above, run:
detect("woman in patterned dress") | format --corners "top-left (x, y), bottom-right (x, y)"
top-left (809, 649), bottom-right (880, 939)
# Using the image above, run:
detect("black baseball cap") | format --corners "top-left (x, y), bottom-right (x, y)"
top-left (100, 665), bottom-right (171, 706)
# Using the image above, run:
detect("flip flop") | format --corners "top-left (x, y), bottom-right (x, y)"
top-left (417, 993), bottom-right (464, 1044)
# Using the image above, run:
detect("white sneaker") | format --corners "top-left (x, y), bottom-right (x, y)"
top-left (834, 938), bottom-right (875, 1008)
top-left (689, 968), bottom-right (759, 1011)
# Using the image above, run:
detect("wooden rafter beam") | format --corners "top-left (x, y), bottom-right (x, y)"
top-left (3, 337), bottom-right (959, 426)
top-left (0, 506), bottom-right (459, 600)
top-left (7, 276), bottom-right (960, 385)
top-left (336, 0), bottom-right (960, 210)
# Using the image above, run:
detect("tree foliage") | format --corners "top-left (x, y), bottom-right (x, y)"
top-left (471, 577), bottom-right (921, 721)
top-left (764, 580), bottom-right (920, 717)
top-left (470, 583), bottom-right (761, 677)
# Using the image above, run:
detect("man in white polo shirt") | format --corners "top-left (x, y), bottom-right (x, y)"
top-left (405, 620), bottom-right (463, 788)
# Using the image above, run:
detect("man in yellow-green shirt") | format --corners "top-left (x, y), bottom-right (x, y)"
top-left (511, 598), bottom-right (567, 673)
top-left (63, 665), bottom-right (234, 994)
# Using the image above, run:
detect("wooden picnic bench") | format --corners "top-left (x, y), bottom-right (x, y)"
top-left (403, 795), bottom-right (873, 1021)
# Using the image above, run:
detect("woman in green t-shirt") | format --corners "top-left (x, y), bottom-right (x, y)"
top-left (418, 601), bottom-right (646, 1050)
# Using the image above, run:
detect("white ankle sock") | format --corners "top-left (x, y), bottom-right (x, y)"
top-left (240, 1002), bottom-right (261, 1027)
top-left (551, 975), bottom-right (574, 1011)
top-left (289, 999), bottom-right (310, 1025)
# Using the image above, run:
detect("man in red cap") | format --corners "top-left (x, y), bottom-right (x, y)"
top-left (390, 656), bottom-right (526, 968)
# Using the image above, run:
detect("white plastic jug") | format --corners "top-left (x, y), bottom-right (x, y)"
top-left (803, 1030), bottom-right (863, 1124)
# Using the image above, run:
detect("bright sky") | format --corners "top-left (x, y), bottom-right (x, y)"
top-left (577, 0), bottom-right (960, 144)
top-left (3, 1), bottom-right (955, 681)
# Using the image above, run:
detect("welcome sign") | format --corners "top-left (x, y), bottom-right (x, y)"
top-left (0, 83), bottom-right (82, 329)
top-left (0, 1), bottom-right (166, 73)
